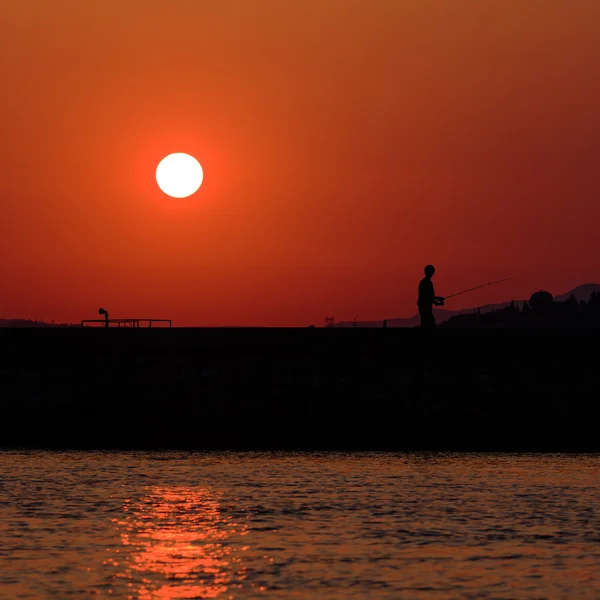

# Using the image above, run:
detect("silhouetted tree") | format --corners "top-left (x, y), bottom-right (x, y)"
top-left (529, 291), bottom-right (553, 313)
top-left (441, 287), bottom-right (600, 328)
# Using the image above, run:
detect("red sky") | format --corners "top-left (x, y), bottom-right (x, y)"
top-left (1, 1), bottom-right (599, 325)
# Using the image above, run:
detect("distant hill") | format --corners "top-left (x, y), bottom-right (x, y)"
top-left (328, 283), bottom-right (600, 328)
top-left (553, 283), bottom-right (599, 303)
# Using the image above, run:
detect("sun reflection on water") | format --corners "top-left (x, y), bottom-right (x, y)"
top-left (109, 487), bottom-right (250, 599)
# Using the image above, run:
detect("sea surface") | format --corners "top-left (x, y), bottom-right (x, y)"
top-left (1, 452), bottom-right (599, 599)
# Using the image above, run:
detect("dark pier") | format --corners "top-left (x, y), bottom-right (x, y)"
top-left (0, 328), bottom-right (598, 451)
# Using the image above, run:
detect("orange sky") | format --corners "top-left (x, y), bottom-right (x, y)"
top-left (1, 1), bottom-right (599, 325)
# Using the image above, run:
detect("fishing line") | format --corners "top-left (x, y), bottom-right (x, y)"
top-left (443, 277), bottom-right (515, 301)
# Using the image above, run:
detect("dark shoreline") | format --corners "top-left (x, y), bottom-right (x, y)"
top-left (1, 328), bottom-right (598, 452)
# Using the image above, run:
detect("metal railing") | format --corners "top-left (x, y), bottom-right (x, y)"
top-left (80, 319), bottom-right (172, 328)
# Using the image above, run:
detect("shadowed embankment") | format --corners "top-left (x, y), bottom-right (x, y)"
top-left (0, 328), bottom-right (598, 451)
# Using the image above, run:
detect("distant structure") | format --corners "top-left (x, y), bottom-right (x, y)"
top-left (81, 308), bottom-right (171, 328)
top-left (98, 307), bottom-right (109, 328)
top-left (325, 316), bottom-right (334, 327)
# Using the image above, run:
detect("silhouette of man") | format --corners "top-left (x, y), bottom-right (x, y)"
top-left (418, 265), bottom-right (444, 328)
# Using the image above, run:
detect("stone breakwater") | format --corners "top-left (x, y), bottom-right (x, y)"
top-left (0, 328), bottom-right (598, 451)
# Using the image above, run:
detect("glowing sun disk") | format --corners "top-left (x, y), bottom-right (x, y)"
top-left (156, 153), bottom-right (203, 198)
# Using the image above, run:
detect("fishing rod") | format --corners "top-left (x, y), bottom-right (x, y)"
top-left (443, 277), bottom-right (515, 301)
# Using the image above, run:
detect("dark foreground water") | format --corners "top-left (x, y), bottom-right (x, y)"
top-left (1, 452), bottom-right (599, 599)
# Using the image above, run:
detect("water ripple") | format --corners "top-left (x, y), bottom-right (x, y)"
top-left (1, 451), bottom-right (599, 599)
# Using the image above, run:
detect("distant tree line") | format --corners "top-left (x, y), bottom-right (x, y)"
top-left (442, 290), bottom-right (600, 328)
top-left (0, 319), bottom-right (77, 328)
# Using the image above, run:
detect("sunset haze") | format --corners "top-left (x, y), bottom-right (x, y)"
top-left (2, 0), bottom-right (599, 325)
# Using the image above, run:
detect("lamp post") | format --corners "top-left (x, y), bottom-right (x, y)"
top-left (98, 307), bottom-right (109, 328)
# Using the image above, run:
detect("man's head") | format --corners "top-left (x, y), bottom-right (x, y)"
top-left (424, 264), bottom-right (435, 278)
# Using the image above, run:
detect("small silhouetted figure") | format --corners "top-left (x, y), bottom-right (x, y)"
top-left (418, 265), bottom-right (444, 328)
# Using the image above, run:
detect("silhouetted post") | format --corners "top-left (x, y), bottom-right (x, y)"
top-left (98, 307), bottom-right (109, 328)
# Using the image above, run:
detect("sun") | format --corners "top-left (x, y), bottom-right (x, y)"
top-left (156, 153), bottom-right (203, 198)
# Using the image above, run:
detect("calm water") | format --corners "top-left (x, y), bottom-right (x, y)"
top-left (1, 452), bottom-right (599, 599)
